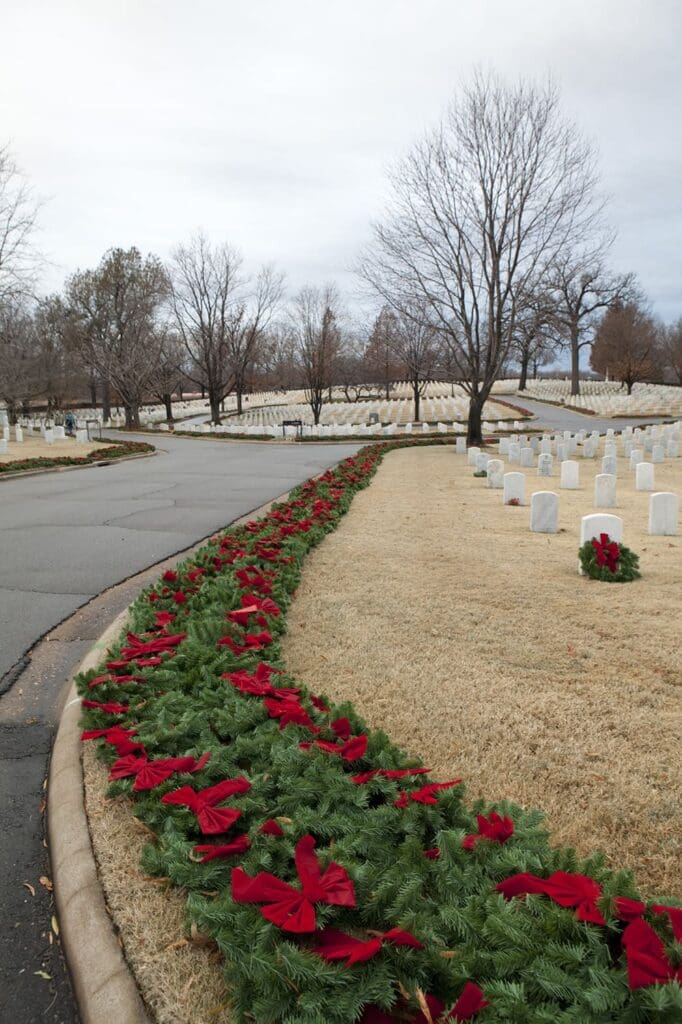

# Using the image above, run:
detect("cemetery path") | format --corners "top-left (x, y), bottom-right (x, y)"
top-left (0, 432), bottom-right (360, 1024)
top-left (512, 395), bottom-right (672, 433)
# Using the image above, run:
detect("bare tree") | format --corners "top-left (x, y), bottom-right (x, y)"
top-left (225, 265), bottom-right (283, 414)
top-left (590, 298), bottom-right (661, 394)
top-left (0, 299), bottom-right (41, 421)
top-left (514, 296), bottom-right (558, 390)
top-left (0, 145), bottom-right (41, 301)
top-left (358, 72), bottom-right (608, 443)
top-left (33, 295), bottom-right (84, 412)
top-left (151, 328), bottom-right (186, 421)
top-left (67, 248), bottom-right (169, 427)
top-left (662, 319), bottom-right (682, 385)
top-left (393, 308), bottom-right (440, 421)
top-left (290, 285), bottom-right (341, 425)
top-left (549, 256), bottom-right (634, 395)
top-left (365, 306), bottom-right (401, 399)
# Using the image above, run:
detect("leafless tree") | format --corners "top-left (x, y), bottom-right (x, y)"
top-left (393, 307), bottom-right (441, 422)
top-left (0, 299), bottom-right (41, 421)
top-left (151, 328), bottom-right (186, 421)
top-left (169, 233), bottom-right (283, 423)
top-left (662, 319), bottom-right (682, 385)
top-left (365, 306), bottom-right (402, 399)
top-left (33, 295), bottom-right (84, 412)
top-left (67, 248), bottom-right (169, 427)
top-left (290, 285), bottom-right (341, 424)
top-left (590, 297), bottom-right (661, 394)
top-left (513, 295), bottom-right (558, 390)
top-left (548, 256), bottom-right (634, 395)
top-left (358, 72), bottom-right (610, 443)
top-left (0, 145), bottom-right (41, 301)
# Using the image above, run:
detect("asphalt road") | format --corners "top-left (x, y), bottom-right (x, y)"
top-left (0, 433), bottom-right (360, 1024)
top-left (507, 395), bottom-right (673, 434)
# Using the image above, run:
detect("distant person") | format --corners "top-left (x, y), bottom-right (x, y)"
top-left (65, 411), bottom-right (76, 436)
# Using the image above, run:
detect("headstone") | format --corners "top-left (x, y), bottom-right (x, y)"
top-left (648, 492), bottom-right (679, 536)
top-left (475, 452), bottom-right (489, 472)
top-left (651, 444), bottom-right (665, 464)
top-left (14, 426), bottom-right (23, 443)
top-left (604, 442), bottom-right (617, 458)
top-left (0, 438), bottom-right (7, 454)
top-left (467, 446), bottom-right (480, 466)
top-left (456, 436), bottom-right (466, 454)
top-left (486, 459), bottom-right (504, 488)
top-left (540, 439), bottom-right (552, 455)
top-left (560, 460), bottom-right (579, 489)
top-left (54, 425), bottom-right (65, 440)
top-left (76, 429), bottom-right (88, 443)
top-left (537, 453), bottom-right (553, 477)
top-left (556, 442), bottom-right (567, 462)
top-left (582, 440), bottom-right (596, 459)
top-left (629, 449), bottom-right (643, 470)
top-left (2, 426), bottom-right (9, 441)
top-left (601, 455), bottom-right (617, 476)
top-left (530, 491), bottom-right (559, 534)
top-left (508, 442), bottom-right (520, 464)
top-left (530, 437), bottom-right (540, 453)
top-left (635, 462), bottom-right (655, 491)
top-left (667, 440), bottom-right (679, 458)
top-left (580, 513), bottom-right (623, 546)
top-left (519, 446), bottom-right (534, 467)
top-left (594, 474), bottom-right (616, 508)
top-left (503, 472), bottom-right (525, 506)
top-left (498, 438), bottom-right (509, 456)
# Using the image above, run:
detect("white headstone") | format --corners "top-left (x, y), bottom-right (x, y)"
top-left (507, 442), bottom-right (520, 464)
top-left (45, 428), bottom-right (54, 445)
top-left (601, 455), bottom-right (617, 476)
top-left (519, 446), bottom-right (534, 467)
top-left (530, 491), bottom-right (559, 534)
top-left (455, 436), bottom-right (466, 455)
top-left (14, 426), bottom-right (23, 443)
top-left (486, 459), bottom-right (504, 488)
top-left (560, 460), bottom-right (579, 489)
top-left (475, 452), bottom-right (489, 472)
top-left (54, 425), bottom-right (66, 440)
top-left (648, 492), bottom-right (679, 536)
top-left (76, 429), bottom-right (88, 443)
top-left (629, 449), bottom-right (643, 470)
top-left (594, 473), bottom-right (617, 508)
top-left (651, 444), bottom-right (665, 464)
top-left (666, 440), bottom-right (679, 458)
top-left (537, 453), bottom-right (553, 477)
top-left (580, 513), bottom-right (623, 546)
top-left (0, 438), bottom-right (7, 454)
top-left (540, 438), bottom-right (552, 455)
top-left (635, 462), bottom-right (655, 492)
top-left (503, 472), bottom-right (525, 506)
top-left (582, 440), bottom-right (596, 459)
top-left (467, 446), bottom-right (480, 466)
top-left (556, 442), bottom-right (567, 462)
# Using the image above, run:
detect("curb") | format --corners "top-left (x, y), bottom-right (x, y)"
top-left (48, 609), bottom-right (151, 1024)
top-left (0, 448), bottom-right (157, 482)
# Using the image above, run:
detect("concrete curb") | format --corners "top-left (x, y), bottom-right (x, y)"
top-left (0, 448), bottom-right (157, 482)
top-left (48, 608), bottom-right (152, 1024)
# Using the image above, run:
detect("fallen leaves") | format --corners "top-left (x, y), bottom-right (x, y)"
top-left (23, 882), bottom-right (36, 897)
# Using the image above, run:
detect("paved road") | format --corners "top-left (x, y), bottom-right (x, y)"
top-left (0, 433), bottom-right (360, 1024)
top-left (0, 434), bottom-right (360, 685)
top-left (507, 395), bottom-right (674, 434)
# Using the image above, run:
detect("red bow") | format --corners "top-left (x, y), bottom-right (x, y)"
top-left (89, 672), bottom-right (145, 689)
top-left (415, 983), bottom-right (490, 1022)
top-left (110, 751), bottom-right (211, 790)
top-left (496, 871), bottom-right (606, 925)
top-left (301, 735), bottom-right (368, 762)
top-left (161, 776), bottom-right (251, 834)
top-left (81, 699), bottom-right (130, 714)
top-left (591, 533), bottom-right (620, 573)
top-left (259, 818), bottom-right (285, 836)
top-left (218, 631), bottom-right (273, 656)
top-left (311, 926), bottom-right (423, 967)
top-left (227, 594), bottom-right (281, 626)
top-left (153, 611), bottom-right (176, 627)
top-left (221, 662), bottom-right (297, 698)
top-left (231, 834), bottom-right (355, 933)
top-left (193, 834), bottom-right (251, 862)
top-left (235, 567), bottom-right (275, 594)
top-left (462, 812), bottom-right (514, 849)
top-left (614, 899), bottom-right (682, 943)
top-left (264, 695), bottom-right (319, 732)
top-left (394, 781), bottom-right (462, 808)
top-left (119, 631), bottom-right (187, 661)
top-left (80, 725), bottom-right (143, 756)
top-left (622, 919), bottom-right (682, 989)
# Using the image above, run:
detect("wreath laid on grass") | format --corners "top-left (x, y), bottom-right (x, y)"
top-left (78, 439), bottom-right (680, 1023)
top-left (579, 532), bottom-right (641, 583)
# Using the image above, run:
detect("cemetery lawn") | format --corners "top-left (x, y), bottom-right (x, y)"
top-left (283, 445), bottom-right (681, 899)
top-left (0, 436), bottom-right (108, 463)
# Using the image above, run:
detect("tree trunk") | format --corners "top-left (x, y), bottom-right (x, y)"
top-left (385, 380), bottom-right (390, 400)
top-left (209, 387), bottom-right (221, 425)
top-left (90, 376), bottom-right (97, 406)
top-left (519, 351), bottom-right (530, 391)
top-left (467, 394), bottom-right (485, 445)
top-left (102, 380), bottom-right (111, 420)
top-left (626, 379), bottom-right (633, 395)
top-left (412, 381), bottom-right (420, 423)
top-left (236, 386), bottom-right (243, 416)
top-left (570, 323), bottom-right (581, 396)
top-left (163, 393), bottom-right (173, 421)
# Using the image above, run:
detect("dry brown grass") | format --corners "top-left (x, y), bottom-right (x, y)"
top-left (0, 436), bottom-right (107, 463)
top-left (283, 446), bottom-right (682, 898)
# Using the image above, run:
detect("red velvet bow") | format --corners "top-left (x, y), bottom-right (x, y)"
top-left (119, 631), bottom-right (187, 661)
top-left (161, 776), bottom-right (251, 834)
top-left (394, 781), bottom-right (462, 808)
top-left (227, 594), bottom-right (281, 625)
top-left (311, 926), bottom-right (423, 966)
top-left (615, 898), bottom-right (682, 942)
top-left (221, 662), bottom-right (297, 698)
top-left (591, 533), bottom-right (620, 573)
top-left (218, 631), bottom-right (273, 656)
top-left (234, 568), bottom-right (275, 594)
top-left (622, 919), bottom-right (682, 989)
top-left (259, 818), bottom-right (285, 836)
top-left (352, 767), bottom-right (431, 785)
top-left (109, 751), bottom-right (211, 790)
top-left (89, 672), bottom-right (145, 689)
top-left (162, 570), bottom-right (177, 583)
top-left (193, 834), bottom-right (252, 862)
top-left (496, 871), bottom-right (606, 925)
top-left (153, 611), bottom-right (176, 627)
top-left (80, 725), bottom-right (143, 756)
top-left (301, 735), bottom-right (368, 762)
top-left (264, 695), bottom-right (319, 732)
top-left (462, 812), bottom-right (514, 849)
top-left (81, 699), bottom-right (130, 714)
top-left (415, 983), bottom-right (490, 1022)
top-left (231, 834), bottom-right (355, 933)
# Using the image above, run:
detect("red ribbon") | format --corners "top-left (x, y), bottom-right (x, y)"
top-left (496, 871), bottom-right (606, 925)
top-left (311, 926), bottom-right (423, 967)
top-left (161, 776), bottom-right (251, 834)
top-left (414, 984), bottom-right (490, 1021)
top-left (193, 835), bottom-right (251, 862)
top-left (591, 533), bottom-right (620, 574)
top-left (462, 812), bottom-right (514, 849)
top-left (109, 751), bottom-right (211, 790)
top-left (394, 781), bottom-right (462, 808)
top-left (231, 834), bottom-right (355, 933)
top-left (622, 919), bottom-right (682, 989)
top-left (221, 662), bottom-right (297, 699)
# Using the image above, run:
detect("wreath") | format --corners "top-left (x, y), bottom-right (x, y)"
top-left (579, 532), bottom-right (640, 582)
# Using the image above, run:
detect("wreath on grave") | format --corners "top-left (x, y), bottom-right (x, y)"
top-left (578, 533), bottom-right (641, 583)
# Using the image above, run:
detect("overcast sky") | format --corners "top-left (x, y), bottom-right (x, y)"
top-left (2, 0), bottom-right (681, 320)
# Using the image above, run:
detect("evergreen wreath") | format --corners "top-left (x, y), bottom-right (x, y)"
top-left (579, 532), bottom-right (641, 582)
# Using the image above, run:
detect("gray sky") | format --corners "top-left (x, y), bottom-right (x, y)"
top-left (2, 0), bottom-right (681, 320)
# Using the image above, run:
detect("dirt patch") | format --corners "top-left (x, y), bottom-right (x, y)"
top-left (82, 745), bottom-right (232, 1024)
top-left (283, 446), bottom-right (682, 899)
top-left (0, 436), bottom-right (107, 463)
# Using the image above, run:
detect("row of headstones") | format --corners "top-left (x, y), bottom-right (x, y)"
top-left (0, 423), bottom-right (89, 453)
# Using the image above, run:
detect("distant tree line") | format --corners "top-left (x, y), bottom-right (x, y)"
top-left (2, 74), bottom-right (682, 436)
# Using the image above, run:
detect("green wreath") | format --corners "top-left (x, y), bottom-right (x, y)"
top-left (579, 532), bottom-right (641, 582)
